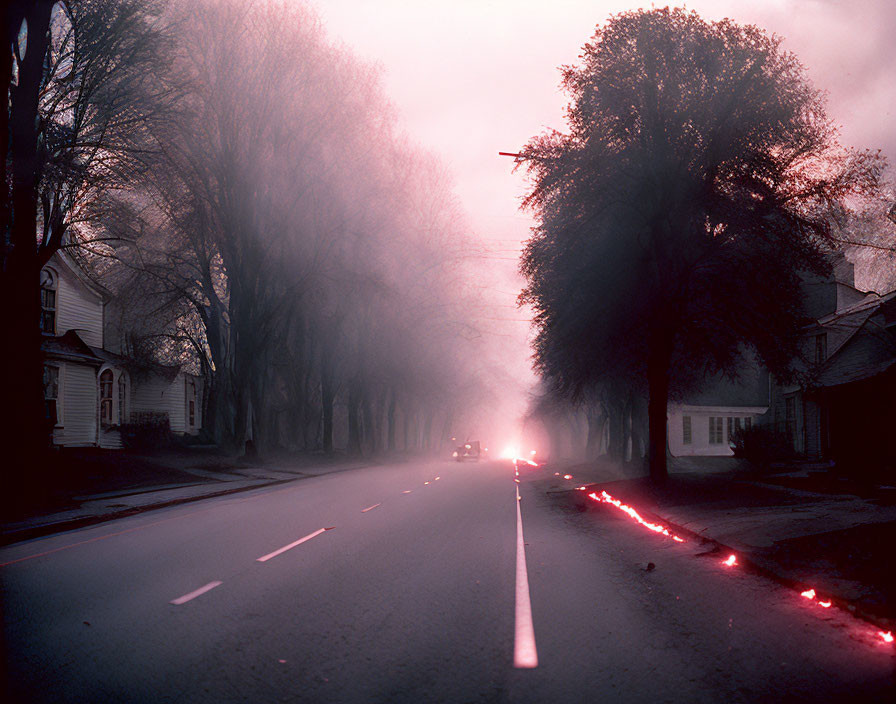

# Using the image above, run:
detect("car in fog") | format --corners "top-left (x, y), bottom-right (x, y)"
top-left (453, 441), bottom-right (481, 461)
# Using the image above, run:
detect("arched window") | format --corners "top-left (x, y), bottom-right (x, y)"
top-left (40, 268), bottom-right (57, 334)
top-left (100, 370), bottom-right (113, 426)
top-left (187, 380), bottom-right (196, 428)
top-left (118, 375), bottom-right (127, 425)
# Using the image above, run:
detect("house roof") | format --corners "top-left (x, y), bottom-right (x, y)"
top-left (56, 250), bottom-right (112, 299)
top-left (88, 344), bottom-right (131, 367)
top-left (811, 291), bottom-right (896, 389)
top-left (815, 356), bottom-right (896, 388)
top-left (42, 331), bottom-right (104, 366)
top-left (86, 344), bottom-right (183, 381)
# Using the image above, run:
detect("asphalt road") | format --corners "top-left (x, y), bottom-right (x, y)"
top-left (1, 459), bottom-right (893, 703)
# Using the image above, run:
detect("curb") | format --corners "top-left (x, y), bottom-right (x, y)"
top-left (0, 476), bottom-right (297, 547)
top-left (553, 484), bottom-right (895, 633)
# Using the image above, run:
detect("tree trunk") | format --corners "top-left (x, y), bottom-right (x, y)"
top-left (2, 2), bottom-right (54, 516)
top-left (347, 380), bottom-right (362, 456)
top-left (585, 409), bottom-right (603, 460)
top-left (647, 332), bottom-right (672, 485)
top-left (386, 388), bottom-right (396, 452)
top-left (362, 393), bottom-right (375, 455)
top-left (402, 405), bottom-right (410, 451)
top-left (422, 410), bottom-right (433, 452)
top-left (607, 406), bottom-right (624, 462)
top-left (321, 364), bottom-right (335, 453)
top-left (622, 394), bottom-right (633, 463)
top-left (439, 410), bottom-right (454, 454)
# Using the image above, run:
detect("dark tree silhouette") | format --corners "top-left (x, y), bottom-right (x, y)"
top-left (2, 0), bottom-right (171, 495)
top-left (518, 8), bottom-right (884, 484)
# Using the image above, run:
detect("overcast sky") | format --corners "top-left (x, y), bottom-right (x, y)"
top-left (309, 0), bottom-right (896, 425)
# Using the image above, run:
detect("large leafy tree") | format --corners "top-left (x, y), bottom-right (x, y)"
top-left (518, 8), bottom-right (883, 483)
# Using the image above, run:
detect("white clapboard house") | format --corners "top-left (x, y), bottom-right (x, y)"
top-left (40, 251), bottom-right (202, 448)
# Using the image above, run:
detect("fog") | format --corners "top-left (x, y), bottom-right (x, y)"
top-left (313, 0), bottom-right (896, 454)
top-left (54, 0), bottom-right (896, 459)
top-left (55, 0), bottom-right (529, 457)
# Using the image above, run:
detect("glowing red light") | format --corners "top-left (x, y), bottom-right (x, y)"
top-left (818, 601), bottom-right (832, 608)
top-left (800, 589), bottom-right (816, 600)
top-left (563, 474), bottom-right (572, 480)
top-left (588, 491), bottom-right (686, 543)
top-left (879, 631), bottom-right (894, 643)
top-left (554, 472), bottom-right (560, 476)
top-left (723, 554), bottom-right (737, 567)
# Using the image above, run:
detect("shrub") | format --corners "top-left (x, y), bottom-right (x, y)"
top-left (730, 424), bottom-right (795, 467)
top-left (120, 412), bottom-right (171, 451)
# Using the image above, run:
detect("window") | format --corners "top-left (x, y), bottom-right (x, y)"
top-left (682, 415), bottom-right (692, 445)
top-left (709, 417), bottom-right (724, 444)
top-left (815, 334), bottom-right (827, 364)
top-left (43, 366), bottom-right (59, 426)
top-left (118, 376), bottom-right (127, 425)
top-left (728, 417), bottom-right (753, 440)
top-left (100, 370), bottom-right (113, 426)
top-left (785, 396), bottom-right (796, 444)
top-left (40, 268), bottom-right (57, 334)
top-left (187, 380), bottom-right (196, 427)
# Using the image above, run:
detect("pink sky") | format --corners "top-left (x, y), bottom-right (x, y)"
top-left (311, 0), bottom-right (896, 428)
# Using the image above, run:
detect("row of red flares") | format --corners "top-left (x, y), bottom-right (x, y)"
top-left (581, 486), bottom-right (894, 646)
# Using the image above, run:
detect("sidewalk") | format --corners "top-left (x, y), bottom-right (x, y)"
top-left (2, 449), bottom-right (373, 546)
top-left (544, 456), bottom-right (896, 629)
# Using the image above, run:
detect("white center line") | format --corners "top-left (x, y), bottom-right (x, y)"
top-left (514, 484), bottom-right (539, 668)
top-left (170, 581), bottom-right (223, 605)
top-left (256, 528), bottom-right (328, 562)
top-left (361, 503), bottom-right (381, 513)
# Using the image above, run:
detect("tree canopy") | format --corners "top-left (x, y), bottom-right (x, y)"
top-left (518, 7), bottom-right (884, 482)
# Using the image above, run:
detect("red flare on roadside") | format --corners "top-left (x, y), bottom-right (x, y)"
top-left (818, 601), bottom-right (832, 608)
top-left (801, 589), bottom-right (816, 600)
top-left (563, 474), bottom-right (572, 480)
top-left (723, 554), bottom-right (737, 567)
top-left (879, 631), bottom-right (894, 643)
top-left (588, 491), bottom-right (686, 543)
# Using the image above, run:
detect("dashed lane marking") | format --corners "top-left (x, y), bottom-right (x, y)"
top-left (170, 580), bottom-right (223, 605)
top-left (256, 528), bottom-right (328, 562)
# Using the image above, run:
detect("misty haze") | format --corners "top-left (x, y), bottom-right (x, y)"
top-left (3, 1), bottom-right (896, 702)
